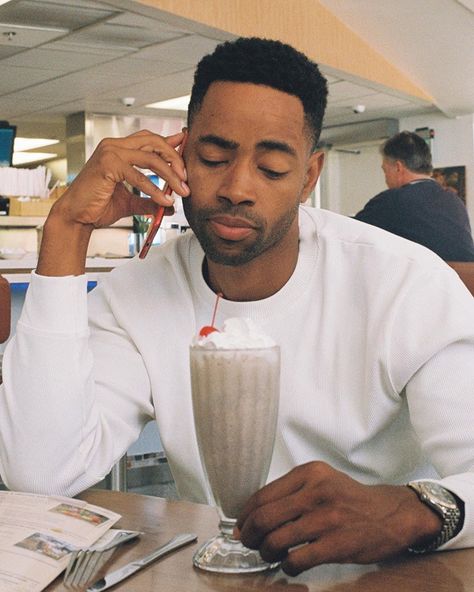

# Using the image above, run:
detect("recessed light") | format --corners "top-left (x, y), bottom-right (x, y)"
top-left (13, 152), bottom-right (57, 165)
top-left (14, 138), bottom-right (59, 151)
top-left (146, 95), bottom-right (190, 111)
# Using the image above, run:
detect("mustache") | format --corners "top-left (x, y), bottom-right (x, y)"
top-left (198, 203), bottom-right (263, 226)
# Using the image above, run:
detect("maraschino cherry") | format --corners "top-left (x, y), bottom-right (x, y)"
top-left (199, 292), bottom-right (223, 337)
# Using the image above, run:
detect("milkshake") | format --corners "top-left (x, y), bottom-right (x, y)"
top-left (190, 318), bottom-right (280, 573)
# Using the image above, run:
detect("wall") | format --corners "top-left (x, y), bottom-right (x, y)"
top-left (85, 113), bottom-right (185, 161)
top-left (320, 143), bottom-right (385, 216)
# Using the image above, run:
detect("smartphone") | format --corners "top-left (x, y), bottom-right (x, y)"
top-left (139, 134), bottom-right (187, 259)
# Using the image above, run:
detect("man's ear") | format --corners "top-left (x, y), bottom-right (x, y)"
top-left (300, 151), bottom-right (325, 203)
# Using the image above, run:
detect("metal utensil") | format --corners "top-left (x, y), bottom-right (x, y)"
top-left (86, 532), bottom-right (198, 591)
top-left (64, 530), bottom-right (141, 590)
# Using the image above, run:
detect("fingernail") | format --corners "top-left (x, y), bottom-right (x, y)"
top-left (181, 181), bottom-right (190, 194)
top-left (183, 167), bottom-right (188, 181)
top-left (165, 193), bottom-right (175, 204)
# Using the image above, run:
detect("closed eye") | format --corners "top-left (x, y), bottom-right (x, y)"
top-left (199, 157), bottom-right (227, 167)
top-left (260, 167), bottom-right (288, 180)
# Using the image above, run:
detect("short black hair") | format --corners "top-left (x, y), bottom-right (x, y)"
top-left (382, 131), bottom-right (433, 174)
top-left (187, 37), bottom-right (328, 150)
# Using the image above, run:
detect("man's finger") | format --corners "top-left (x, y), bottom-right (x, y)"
top-left (237, 464), bottom-right (315, 529)
top-left (238, 496), bottom-right (302, 549)
top-left (117, 156), bottom-right (188, 203)
top-left (257, 509), bottom-right (331, 564)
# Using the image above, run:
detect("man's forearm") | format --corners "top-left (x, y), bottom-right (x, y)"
top-left (37, 205), bottom-right (94, 276)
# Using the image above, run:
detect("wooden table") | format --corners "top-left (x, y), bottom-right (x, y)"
top-left (46, 489), bottom-right (474, 591)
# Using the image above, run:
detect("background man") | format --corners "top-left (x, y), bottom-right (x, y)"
top-left (355, 131), bottom-right (474, 261)
top-left (1, 39), bottom-right (474, 576)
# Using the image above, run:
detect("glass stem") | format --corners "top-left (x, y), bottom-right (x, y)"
top-left (218, 517), bottom-right (237, 539)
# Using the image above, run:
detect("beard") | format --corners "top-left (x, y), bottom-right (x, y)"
top-left (183, 198), bottom-right (300, 266)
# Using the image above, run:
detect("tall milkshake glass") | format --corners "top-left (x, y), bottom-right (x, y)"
top-left (190, 343), bottom-right (280, 573)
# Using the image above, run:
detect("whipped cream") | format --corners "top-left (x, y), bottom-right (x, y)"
top-left (193, 317), bottom-right (276, 349)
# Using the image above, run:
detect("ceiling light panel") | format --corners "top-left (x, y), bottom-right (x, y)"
top-left (63, 20), bottom-right (184, 51)
top-left (0, 0), bottom-right (118, 30)
top-left (147, 95), bottom-right (190, 110)
top-left (12, 151), bottom-right (57, 165)
top-left (44, 39), bottom-right (130, 57)
top-left (14, 137), bottom-right (58, 150)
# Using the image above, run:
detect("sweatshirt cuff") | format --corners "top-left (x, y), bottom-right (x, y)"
top-left (436, 474), bottom-right (474, 551)
top-left (18, 271), bottom-right (89, 335)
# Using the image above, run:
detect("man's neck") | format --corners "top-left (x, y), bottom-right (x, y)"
top-left (204, 235), bottom-right (300, 302)
top-left (400, 171), bottom-right (432, 187)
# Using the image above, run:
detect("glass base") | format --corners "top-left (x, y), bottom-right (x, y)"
top-left (193, 533), bottom-right (279, 574)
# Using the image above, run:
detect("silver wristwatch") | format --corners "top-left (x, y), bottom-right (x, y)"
top-left (407, 480), bottom-right (462, 553)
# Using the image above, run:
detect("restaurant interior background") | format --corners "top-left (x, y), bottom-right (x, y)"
top-left (1, 0), bottom-right (474, 495)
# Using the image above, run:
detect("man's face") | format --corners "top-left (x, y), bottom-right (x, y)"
top-left (182, 81), bottom-right (322, 266)
top-left (381, 157), bottom-right (400, 189)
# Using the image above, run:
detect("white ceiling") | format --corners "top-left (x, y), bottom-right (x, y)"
top-left (0, 0), bottom-right (472, 162)
top-left (319, 0), bottom-right (474, 118)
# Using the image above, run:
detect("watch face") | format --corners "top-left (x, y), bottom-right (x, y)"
top-left (420, 482), bottom-right (458, 509)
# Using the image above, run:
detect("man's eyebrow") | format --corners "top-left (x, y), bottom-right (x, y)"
top-left (198, 134), bottom-right (238, 150)
top-left (197, 135), bottom-right (297, 157)
top-left (256, 140), bottom-right (297, 158)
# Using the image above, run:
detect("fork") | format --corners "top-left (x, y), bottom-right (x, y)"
top-left (63, 529), bottom-right (140, 591)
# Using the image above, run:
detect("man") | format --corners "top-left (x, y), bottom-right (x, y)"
top-left (355, 131), bottom-right (474, 261)
top-left (1, 38), bottom-right (474, 576)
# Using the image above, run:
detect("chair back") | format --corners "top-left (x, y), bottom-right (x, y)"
top-left (447, 261), bottom-right (474, 296)
top-left (0, 275), bottom-right (11, 343)
top-left (0, 274), bottom-right (10, 343)
top-left (0, 274), bottom-right (11, 343)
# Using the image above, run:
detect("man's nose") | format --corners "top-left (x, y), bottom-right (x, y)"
top-left (217, 161), bottom-right (256, 206)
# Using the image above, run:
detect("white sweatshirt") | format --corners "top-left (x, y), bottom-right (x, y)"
top-left (1, 207), bottom-right (474, 550)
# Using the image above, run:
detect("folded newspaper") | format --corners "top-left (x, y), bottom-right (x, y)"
top-left (0, 491), bottom-right (124, 592)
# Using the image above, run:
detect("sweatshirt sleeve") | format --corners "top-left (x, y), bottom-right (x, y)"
top-left (406, 341), bottom-right (474, 551)
top-left (0, 271), bottom-right (153, 496)
top-left (388, 266), bottom-right (474, 551)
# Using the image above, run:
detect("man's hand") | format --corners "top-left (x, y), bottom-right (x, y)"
top-left (54, 129), bottom-right (189, 228)
top-left (236, 462), bottom-right (442, 576)
top-left (38, 130), bottom-right (189, 276)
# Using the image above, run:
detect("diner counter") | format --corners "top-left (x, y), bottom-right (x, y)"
top-left (0, 255), bottom-right (131, 283)
top-left (46, 489), bottom-right (474, 592)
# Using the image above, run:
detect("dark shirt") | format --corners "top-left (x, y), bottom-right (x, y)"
top-left (354, 179), bottom-right (474, 261)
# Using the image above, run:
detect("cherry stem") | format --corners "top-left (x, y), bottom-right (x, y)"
top-left (211, 292), bottom-right (223, 328)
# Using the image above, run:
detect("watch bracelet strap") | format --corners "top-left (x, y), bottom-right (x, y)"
top-left (407, 505), bottom-right (461, 554)
top-left (407, 482), bottom-right (462, 554)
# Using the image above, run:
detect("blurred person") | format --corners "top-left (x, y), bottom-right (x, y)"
top-left (355, 131), bottom-right (474, 261)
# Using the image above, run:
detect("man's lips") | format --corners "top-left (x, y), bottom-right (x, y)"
top-left (208, 215), bottom-right (257, 241)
